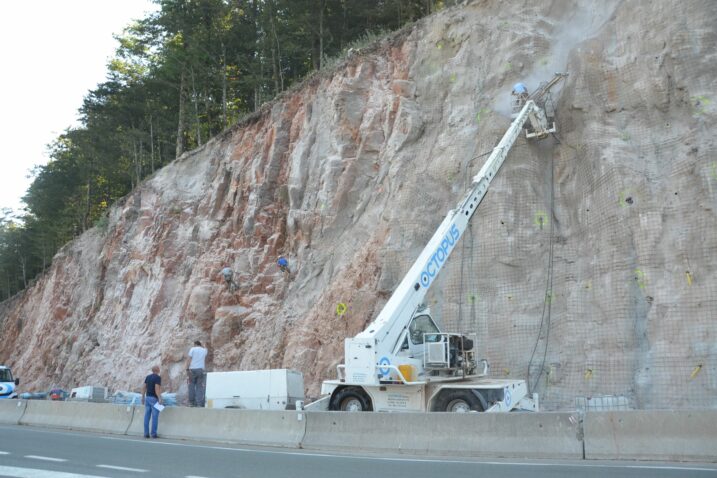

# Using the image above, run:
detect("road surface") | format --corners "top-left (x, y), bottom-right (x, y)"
top-left (0, 425), bottom-right (714, 478)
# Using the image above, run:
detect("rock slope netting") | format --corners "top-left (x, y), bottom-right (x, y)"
top-left (1, 0), bottom-right (715, 410)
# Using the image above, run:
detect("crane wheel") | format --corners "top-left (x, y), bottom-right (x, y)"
top-left (433, 389), bottom-right (484, 412)
top-left (328, 386), bottom-right (373, 412)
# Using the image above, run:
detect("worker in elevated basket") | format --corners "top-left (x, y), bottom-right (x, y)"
top-left (512, 82), bottom-right (528, 97)
top-left (510, 82), bottom-right (529, 116)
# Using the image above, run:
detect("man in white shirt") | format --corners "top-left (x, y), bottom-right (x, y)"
top-left (185, 341), bottom-right (208, 407)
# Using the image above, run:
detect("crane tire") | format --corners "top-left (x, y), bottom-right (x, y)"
top-left (328, 387), bottom-right (373, 412)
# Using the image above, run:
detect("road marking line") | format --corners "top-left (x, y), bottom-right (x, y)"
top-left (479, 462), bottom-right (717, 471)
top-left (627, 465), bottom-right (717, 472)
top-left (0, 465), bottom-right (108, 477)
top-left (97, 436), bottom-right (717, 471)
top-left (186, 476), bottom-right (211, 478)
top-left (0, 451), bottom-right (10, 454)
top-left (96, 465), bottom-right (147, 473)
top-left (24, 455), bottom-right (67, 462)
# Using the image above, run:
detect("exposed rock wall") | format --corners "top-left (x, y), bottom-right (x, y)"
top-left (1, 0), bottom-right (715, 409)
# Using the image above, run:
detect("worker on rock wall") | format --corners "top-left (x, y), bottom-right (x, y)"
top-left (277, 256), bottom-right (291, 275)
top-left (220, 266), bottom-right (238, 291)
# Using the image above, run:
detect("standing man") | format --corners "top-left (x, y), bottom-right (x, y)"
top-left (142, 365), bottom-right (163, 439)
top-left (186, 340), bottom-right (208, 407)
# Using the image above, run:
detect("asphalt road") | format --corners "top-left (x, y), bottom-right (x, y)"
top-left (0, 425), bottom-right (715, 478)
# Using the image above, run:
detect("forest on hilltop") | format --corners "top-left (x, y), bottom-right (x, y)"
top-left (0, 0), bottom-right (453, 299)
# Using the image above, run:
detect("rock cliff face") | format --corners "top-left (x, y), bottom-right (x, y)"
top-left (1, 0), bottom-right (715, 409)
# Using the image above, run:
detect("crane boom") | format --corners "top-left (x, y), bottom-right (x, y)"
top-left (346, 100), bottom-right (549, 381)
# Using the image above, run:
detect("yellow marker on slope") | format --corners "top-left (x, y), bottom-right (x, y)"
top-left (690, 364), bottom-right (703, 380)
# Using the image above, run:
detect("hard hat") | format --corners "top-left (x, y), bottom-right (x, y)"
top-left (513, 82), bottom-right (527, 93)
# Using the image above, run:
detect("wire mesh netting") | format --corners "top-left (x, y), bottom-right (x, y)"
top-left (378, 102), bottom-right (716, 410)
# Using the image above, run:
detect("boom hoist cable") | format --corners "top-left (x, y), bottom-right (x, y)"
top-left (527, 124), bottom-right (557, 395)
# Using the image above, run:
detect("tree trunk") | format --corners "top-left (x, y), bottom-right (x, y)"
top-left (176, 69), bottom-right (188, 158)
top-left (269, 3), bottom-right (283, 92)
top-left (84, 175), bottom-right (92, 232)
top-left (341, 0), bottom-right (347, 49)
top-left (133, 138), bottom-right (141, 185)
top-left (312, 0), bottom-right (325, 70)
top-left (319, 0), bottom-right (325, 69)
top-left (204, 86), bottom-right (211, 137)
top-left (19, 255), bottom-right (27, 289)
top-left (150, 114), bottom-right (155, 173)
top-left (190, 67), bottom-right (202, 146)
top-left (221, 42), bottom-right (227, 129)
top-left (251, 0), bottom-right (261, 111)
top-left (138, 139), bottom-right (143, 181)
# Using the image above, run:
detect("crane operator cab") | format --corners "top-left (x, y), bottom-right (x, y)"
top-left (395, 307), bottom-right (481, 380)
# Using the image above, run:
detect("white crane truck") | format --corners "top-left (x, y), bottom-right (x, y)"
top-left (319, 75), bottom-right (567, 413)
top-left (0, 365), bottom-right (19, 399)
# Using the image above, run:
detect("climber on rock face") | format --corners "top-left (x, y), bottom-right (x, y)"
top-left (221, 266), bottom-right (238, 291)
top-left (277, 256), bottom-right (290, 275)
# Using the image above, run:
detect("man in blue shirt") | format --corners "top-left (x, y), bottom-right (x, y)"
top-left (142, 365), bottom-right (163, 438)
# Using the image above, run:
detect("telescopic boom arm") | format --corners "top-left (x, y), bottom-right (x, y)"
top-left (356, 100), bottom-right (551, 356)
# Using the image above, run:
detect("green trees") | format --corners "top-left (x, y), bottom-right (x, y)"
top-left (1, 0), bottom-right (453, 298)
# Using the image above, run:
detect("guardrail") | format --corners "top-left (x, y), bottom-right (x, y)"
top-left (0, 400), bottom-right (714, 462)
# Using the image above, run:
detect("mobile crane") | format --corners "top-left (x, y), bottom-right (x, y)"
top-left (319, 74), bottom-right (568, 412)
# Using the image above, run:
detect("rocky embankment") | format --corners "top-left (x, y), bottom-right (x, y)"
top-left (1, 0), bottom-right (715, 409)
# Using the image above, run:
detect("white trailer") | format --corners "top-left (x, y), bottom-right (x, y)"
top-left (320, 75), bottom-right (567, 413)
top-left (68, 386), bottom-right (108, 402)
top-left (205, 369), bottom-right (304, 410)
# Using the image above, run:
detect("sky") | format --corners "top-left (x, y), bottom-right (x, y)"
top-left (0, 0), bottom-right (158, 216)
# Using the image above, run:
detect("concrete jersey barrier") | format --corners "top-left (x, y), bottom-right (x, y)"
top-left (8, 401), bottom-right (717, 463)
top-left (584, 410), bottom-right (717, 462)
top-left (0, 399), bottom-right (27, 425)
top-left (126, 406), bottom-right (305, 447)
top-left (20, 400), bottom-right (133, 434)
top-left (302, 411), bottom-right (583, 459)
